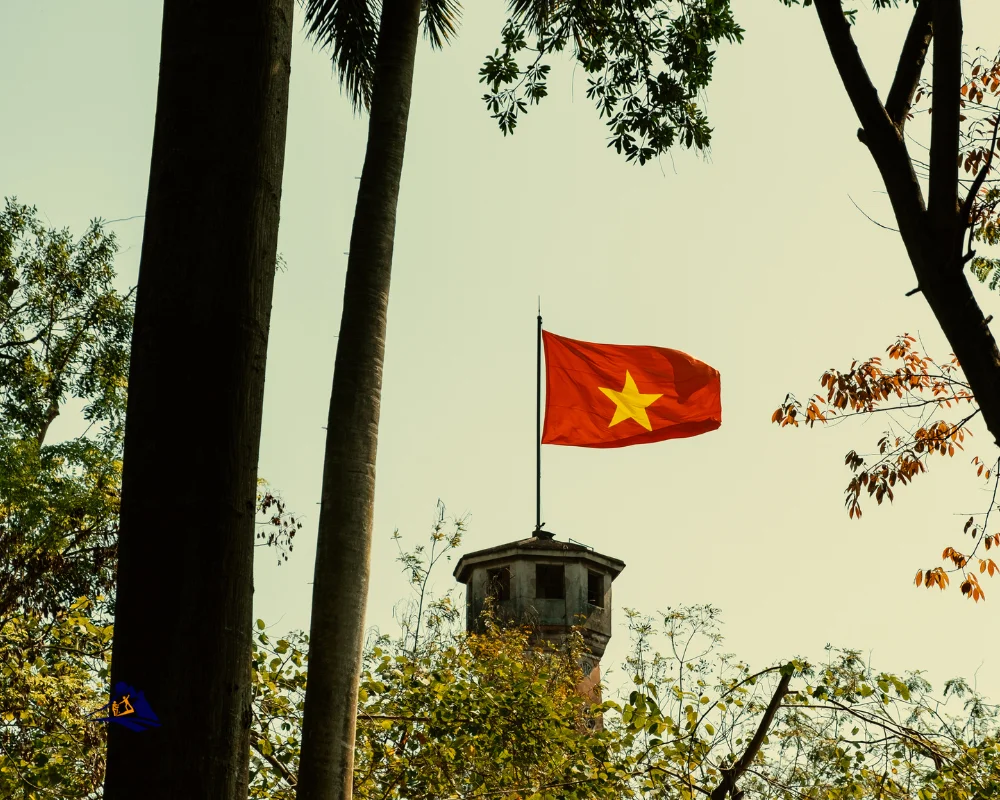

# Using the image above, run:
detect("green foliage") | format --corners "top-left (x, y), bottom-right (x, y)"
top-left (353, 618), bottom-right (619, 800)
top-left (255, 479), bottom-right (303, 567)
top-left (422, 0), bottom-right (463, 50)
top-left (0, 596), bottom-right (111, 799)
top-left (301, 0), bottom-right (463, 113)
top-left (391, 505), bottom-right (465, 654)
top-left (481, 1), bottom-right (744, 164)
top-left (6, 546), bottom-right (1000, 799)
top-left (970, 255), bottom-right (1000, 291)
top-left (301, 0), bottom-right (379, 114)
top-left (0, 200), bottom-right (304, 800)
top-left (248, 612), bottom-right (622, 800)
top-left (956, 57), bottom-right (1000, 294)
top-left (243, 531), bottom-right (1000, 800)
top-left (250, 624), bottom-right (308, 800)
top-left (0, 201), bottom-right (302, 618)
top-left (0, 432), bottom-right (122, 621)
top-left (605, 606), bottom-right (1000, 799)
top-left (247, 518), bottom-right (626, 799)
top-left (302, 1), bottom-right (743, 163)
top-left (0, 198), bottom-right (132, 619)
top-left (0, 198), bottom-right (131, 439)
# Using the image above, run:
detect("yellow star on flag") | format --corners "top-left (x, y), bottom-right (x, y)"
top-left (598, 371), bottom-right (663, 431)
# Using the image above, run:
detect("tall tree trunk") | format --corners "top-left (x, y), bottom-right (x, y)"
top-left (295, 2), bottom-right (421, 798)
top-left (103, 3), bottom-right (292, 799)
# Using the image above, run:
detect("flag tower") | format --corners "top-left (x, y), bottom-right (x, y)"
top-left (452, 533), bottom-right (625, 712)
top-left (454, 313), bottom-right (719, 710)
top-left (453, 313), bottom-right (626, 713)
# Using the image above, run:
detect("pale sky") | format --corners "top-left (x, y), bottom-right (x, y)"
top-left (3, 1), bottom-right (1000, 701)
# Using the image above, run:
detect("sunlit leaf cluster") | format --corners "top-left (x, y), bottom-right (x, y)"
top-left (0, 201), bottom-right (302, 618)
top-left (0, 596), bottom-right (111, 799)
top-left (772, 334), bottom-right (1000, 600)
top-left (479, 1), bottom-right (744, 163)
top-left (895, 46), bottom-right (1000, 293)
top-left (0, 199), bottom-right (131, 619)
top-left (255, 479), bottom-right (303, 567)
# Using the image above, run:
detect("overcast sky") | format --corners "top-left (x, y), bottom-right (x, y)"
top-left (3, 1), bottom-right (1000, 701)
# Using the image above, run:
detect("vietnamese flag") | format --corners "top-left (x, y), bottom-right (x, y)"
top-left (541, 331), bottom-right (721, 448)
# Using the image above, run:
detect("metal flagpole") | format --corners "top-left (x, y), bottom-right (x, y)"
top-left (535, 304), bottom-right (542, 535)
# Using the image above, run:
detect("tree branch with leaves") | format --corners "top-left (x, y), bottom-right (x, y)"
top-left (778, 0), bottom-right (1000, 449)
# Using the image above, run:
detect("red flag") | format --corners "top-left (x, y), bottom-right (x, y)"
top-left (541, 331), bottom-right (721, 448)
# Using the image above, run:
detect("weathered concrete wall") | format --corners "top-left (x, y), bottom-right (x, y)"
top-left (464, 557), bottom-right (614, 658)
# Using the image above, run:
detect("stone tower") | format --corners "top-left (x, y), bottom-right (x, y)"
top-left (453, 529), bottom-right (625, 701)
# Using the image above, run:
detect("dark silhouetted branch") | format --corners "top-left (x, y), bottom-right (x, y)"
top-left (710, 671), bottom-right (792, 800)
top-left (928, 0), bottom-right (962, 240)
top-left (885, 0), bottom-right (933, 128)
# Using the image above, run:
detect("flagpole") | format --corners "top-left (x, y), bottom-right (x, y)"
top-left (535, 307), bottom-right (542, 535)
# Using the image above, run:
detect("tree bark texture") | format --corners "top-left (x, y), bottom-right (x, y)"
top-left (294, 2), bottom-right (421, 799)
top-left (102, 3), bottom-right (292, 799)
top-left (813, 0), bottom-right (1000, 446)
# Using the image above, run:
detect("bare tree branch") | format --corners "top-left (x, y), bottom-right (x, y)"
top-left (250, 736), bottom-right (297, 787)
top-left (0, 329), bottom-right (47, 350)
top-left (960, 114), bottom-right (1000, 232)
top-left (710, 671), bottom-right (792, 800)
top-left (813, 0), bottom-right (895, 140)
top-left (928, 0), bottom-right (963, 243)
top-left (812, 0), bottom-right (928, 258)
top-left (885, 0), bottom-right (934, 128)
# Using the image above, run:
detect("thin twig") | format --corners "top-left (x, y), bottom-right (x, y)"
top-left (848, 194), bottom-right (900, 232)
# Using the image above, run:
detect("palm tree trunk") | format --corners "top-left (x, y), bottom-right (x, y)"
top-left (102, 2), bottom-right (292, 799)
top-left (295, 2), bottom-right (421, 798)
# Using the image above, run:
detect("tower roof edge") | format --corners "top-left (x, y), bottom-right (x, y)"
top-left (453, 536), bottom-right (626, 584)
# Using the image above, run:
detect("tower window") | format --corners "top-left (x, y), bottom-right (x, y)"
top-left (486, 566), bottom-right (510, 602)
top-left (587, 571), bottom-right (604, 607)
top-left (536, 564), bottom-right (564, 599)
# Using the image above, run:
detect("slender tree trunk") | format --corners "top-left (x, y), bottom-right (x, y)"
top-left (295, 2), bottom-right (421, 798)
top-left (103, 3), bottom-right (292, 799)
